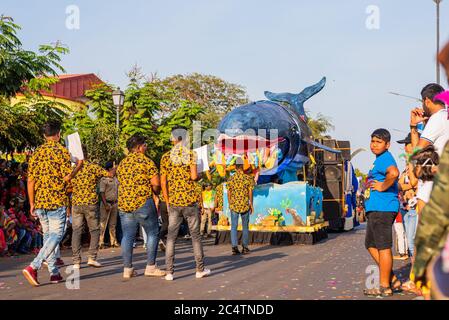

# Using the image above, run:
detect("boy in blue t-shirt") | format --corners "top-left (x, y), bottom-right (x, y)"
top-left (364, 129), bottom-right (400, 297)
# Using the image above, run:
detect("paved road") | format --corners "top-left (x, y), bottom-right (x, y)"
top-left (0, 224), bottom-right (416, 300)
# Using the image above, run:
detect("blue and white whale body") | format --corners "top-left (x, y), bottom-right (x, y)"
top-left (216, 77), bottom-right (340, 183)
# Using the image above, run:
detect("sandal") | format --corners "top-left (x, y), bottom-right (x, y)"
top-left (363, 286), bottom-right (393, 297)
top-left (401, 280), bottom-right (422, 296)
top-left (363, 288), bottom-right (381, 297)
top-left (379, 286), bottom-right (393, 297)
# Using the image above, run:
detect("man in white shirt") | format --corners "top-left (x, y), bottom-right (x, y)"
top-left (410, 83), bottom-right (448, 212)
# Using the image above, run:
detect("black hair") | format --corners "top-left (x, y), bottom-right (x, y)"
top-left (411, 145), bottom-right (439, 182)
top-left (421, 83), bottom-right (445, 105)
top-left (126, 134), bottom-right (146, 151)
top-left (171, 126), bottom-right (188, 142)
top-left (235, 163), bottom-right (244, 170)
top-left (42, 120), bottom-right (61, 137)
top-left (105, 161), bottom-right (114, 170)
top-left (371, 128), bottom-right (391, 143)
top-left (21, 162), bottom-right (28, 172)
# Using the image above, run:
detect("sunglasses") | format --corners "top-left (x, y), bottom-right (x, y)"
top-left (411, 158), bottom-right (434, 167)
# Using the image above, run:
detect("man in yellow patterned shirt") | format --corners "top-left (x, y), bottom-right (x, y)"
top-left (160, 127), bottom-right (210, 281)
top-left (116, 134), bottom-right (165, 280)
top-left (23, 121), bottom-right (83, 287)
top-left (71, 146), bottom-right (110, 269)
top-left (227, 163), bottom-right (255, 256)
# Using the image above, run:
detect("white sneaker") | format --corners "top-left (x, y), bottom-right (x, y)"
top-left (195, 268), bottom-right (211, 279)
top-left (73, 263), bottom-right (81, 269)
top-left (165, 273), bottom-right (174, 281)
top-left (87, 259), bottom-right (102, 268)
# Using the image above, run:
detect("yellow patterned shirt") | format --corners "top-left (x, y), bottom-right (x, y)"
top-left (71, 162), bottom-right (108, 206)
top-left (215, 183), bottom-right (224, 211)
top-left (28, 140), bottom-right (72, 210)
top-left (227, 171), bottom-right (255, 213)
top-left (160, 144), bottom-right (198, 207)
top-left (117, 152), bottom-right (158, 213)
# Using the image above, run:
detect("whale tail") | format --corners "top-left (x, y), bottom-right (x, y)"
top-left (264, 77), bottom-right (326, 118)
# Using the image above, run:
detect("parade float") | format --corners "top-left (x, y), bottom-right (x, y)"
top-left (209, 77), bottom-right (345, 245)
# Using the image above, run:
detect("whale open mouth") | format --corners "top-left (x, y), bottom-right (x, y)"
top-left (212, 134), bottom-right (289, 171)
top-left (216, 134), bottom-right (285, 154)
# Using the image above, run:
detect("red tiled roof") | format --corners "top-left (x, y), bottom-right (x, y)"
top-left (41, 73), bottom-right (104, 102)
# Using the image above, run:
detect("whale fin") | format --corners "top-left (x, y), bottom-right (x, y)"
top-left (302, 136), bottom-right (341, 154)
top-left (264, 77), bottom-right (327, 118)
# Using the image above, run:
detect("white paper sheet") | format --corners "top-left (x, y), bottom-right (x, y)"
top-left (194, 145), bottom-right (209, 173)
top-left (65, 132), bottom-right (84, 163)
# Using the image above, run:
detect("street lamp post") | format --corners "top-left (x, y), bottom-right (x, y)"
top-left (434, 0), bottom-right (443, 84)
top-left (112, 87), bottom-right (125, 134)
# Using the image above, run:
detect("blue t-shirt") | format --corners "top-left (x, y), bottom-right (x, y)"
top-left (365, 151), bottom-right (399, 213)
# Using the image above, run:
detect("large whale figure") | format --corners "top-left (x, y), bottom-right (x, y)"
top-left (215, 77), bottom-right (340, 183)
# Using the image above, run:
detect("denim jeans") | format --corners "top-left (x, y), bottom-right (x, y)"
top-left (166, 205), bottom-right (204, 274)
top-left (31, 207), bottom-right (67, 275)
top-left (230, 210), bottom-right (250, 247)
top-left (119, 198), bottom-right (159, 268)
top-left (403, 209), bottom-right (418, 257)
top-left (54, 221), bottom-right (68, 259)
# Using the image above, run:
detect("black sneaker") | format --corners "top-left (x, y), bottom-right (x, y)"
top-left (232, 246), bottom-right (240, 255)
top-left (241, 247), bottom-right (250, 255)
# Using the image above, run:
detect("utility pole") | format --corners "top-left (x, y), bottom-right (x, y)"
top-left (434, 0), bottom-right (442, 84)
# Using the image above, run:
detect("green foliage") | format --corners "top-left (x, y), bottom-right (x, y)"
top-left (160, 73), bottom-right (249, 129)
top-left (306, 111), bottom-right (334, 138)
top-left (0, 16), bottom-right (70, 152)
top-left (84, 83), bottom-right (115, 123)
top-left (0, 16), bottom-right (68, 98)
top-left (153, 101), bottom-right (204, 161)
top-left (83, 120), bottom-right (124, 167)
top-left (0, 95), bottom-right (69, 152)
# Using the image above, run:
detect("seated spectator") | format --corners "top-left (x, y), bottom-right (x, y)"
top-left (0, 205), bottom-right (18, 256)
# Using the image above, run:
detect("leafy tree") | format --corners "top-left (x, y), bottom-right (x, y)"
top-left (84, 83), bottom-right (115, 124)
top-left (160, 73), bottom-right (249, 129)
top-left (306, 111), bottom-right (334, 138)
top-left (120, 81), bottom-right (164, 142)
top-left (153, 101), bottom-right (204, 161)
top-left (83, 120), bottom-right (124, 166)
top-left (0, 16), bottom-right (69, 152)
top-left (0, 16), bottom-right (68, 98)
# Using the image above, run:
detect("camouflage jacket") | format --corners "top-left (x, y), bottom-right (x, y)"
top-left (413, 141), bottom-right (449, 280)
